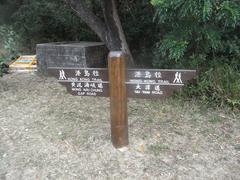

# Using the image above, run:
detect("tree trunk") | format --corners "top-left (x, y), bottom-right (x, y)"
top-left (65, 0), bottom-right (134, 66)
top-left (100, 0), bottom-right (133, 66)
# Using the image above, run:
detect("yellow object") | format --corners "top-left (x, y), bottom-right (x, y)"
top-left (9, 55), bottom-right (37, 72)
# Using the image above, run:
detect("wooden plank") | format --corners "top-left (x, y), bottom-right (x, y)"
top-left (48, 67), bottom-right (109, 97)
top-left (126, 69), bottom-right (196, 99)
top-left (127, 69), bottom-right (196, 84)
top-left (46, 54), bottom-right (197, 149)
top-left (48, 67), bottom-right (109, 82)
top-left (108, 52), bottom-right (129, 148)
top-left (47, 67), bottom-right (196, 99)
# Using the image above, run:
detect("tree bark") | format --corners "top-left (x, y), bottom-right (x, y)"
top-left (65, 0), bottom-right (134, 66)
top-left (100, 0), bottom-right (133, 66)
top-left (64, 0), bottom-right (107, 43)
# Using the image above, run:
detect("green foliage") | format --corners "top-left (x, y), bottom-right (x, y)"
top-left (218, 1), bottom-right (240, 27)
top-left (184, 63), bottom-right (240, 108)
top-left (0, 25), bottom-right (19, 59)
top-left (0, 0), bottom-right (19, 24)
top-left (152, 0), bottom-right (240, 108)
top-left (1, 0), bottom-right (157, 63)
top-left (0, 25), bottom-right (19, 77)
top-left (152, 0), bottom-right (240, 62)
top-left (118, 0), bottom-right (157, 64)
top-left (119, 0), bottom-right (156, 48)
top-left (0, 0), bottom-right (239, 108)
top-left (11, 0), bottom-right (98, 51)
top-left (156, 36), bottom-right (188, 61)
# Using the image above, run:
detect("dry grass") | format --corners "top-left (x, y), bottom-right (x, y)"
top-left (0, 73), bottom-right (239, 179)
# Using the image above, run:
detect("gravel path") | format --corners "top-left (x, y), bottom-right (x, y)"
top-left (0, 73), bottom-right (239, 180)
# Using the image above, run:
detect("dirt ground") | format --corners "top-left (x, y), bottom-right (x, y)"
top-left (0, 72), bottom-right (239, 180)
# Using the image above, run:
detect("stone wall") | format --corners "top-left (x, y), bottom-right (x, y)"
top-left (36, 42), bottom-right (108, 75)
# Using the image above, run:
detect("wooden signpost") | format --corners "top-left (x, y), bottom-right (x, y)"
top-left (48, 51), bottom-right (196, 148)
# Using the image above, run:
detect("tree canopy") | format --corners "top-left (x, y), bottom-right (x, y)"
top-left (0, 0), bottom-right (239, 108)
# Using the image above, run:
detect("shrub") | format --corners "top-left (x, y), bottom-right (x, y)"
top-left (151, 0), bottom-right (240, 109)
top-left (0, 25), bottom-right (19, 59)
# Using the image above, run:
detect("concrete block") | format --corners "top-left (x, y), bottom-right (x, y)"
top-left (36, 42), bottom-right (108, 75)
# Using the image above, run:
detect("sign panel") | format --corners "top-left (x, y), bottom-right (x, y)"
top-left (47, 52), bottom-right (197, 149)
top-left (47, 67), bottom-right (196, 99)
top-left (126, 69), bottom-right (196, 99)
top-left (48, 67), bottom-right (109, 97)
top-left (127, 69), bottom-right (196, 84)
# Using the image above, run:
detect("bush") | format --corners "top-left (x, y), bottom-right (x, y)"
top-left (184, 63), bottom-right (240, 109)
top-left (151, 0), bottom-right (240, 109)
top-left (11, 0), bottom-right (98, 51)
top-left (0, 25), bottom-right (20, 76)
top-left (0, 25), bottom-right (19, 59)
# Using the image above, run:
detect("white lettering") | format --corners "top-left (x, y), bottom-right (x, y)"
top-left (93, 70), bottom-right (99, 77)
top-left (71, 82), bottom-right (76, 87)
top-left (77, 83), bottom-right (82, 88)
top-left (90, 83), bottom-right (96, 88)
top-left (84, 70), bottom-right (90, 77)
top-left (77, 92), bottom-right (85, 96)
top-left (134, 71), bottom-right (141, 78)
top-left (79, 78), bottom-right (90, 81)
top-left (154, 85), bottom-right (161, 91)
top-left (155, 72), bottom-right (162, 78)
top-left (68, 77), bottom-right (78, 81)
top-left (136, 84), bottom-right (141, 90)
top-left (84, 82), bottom-right (90, 88)
top-left (145, 71), bottom-right (151, 78)
top-left (134, 90), bottom-right (141, 94)
top-left (87, 92), bottom-right (97, 96)
top-left (92, 78), bottom-right (102, 82)
top-left (75, 70), bottom-right (81, 76)
top-left (145, 84), bottom-right (151, 90)
top-left (142, 91), bottom-right (151, 94)
top-left (97, 83), bottom-right (103, 89)
top-left (152, 91), bottom-right (163, 95)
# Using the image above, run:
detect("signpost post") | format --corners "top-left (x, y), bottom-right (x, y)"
top-left (48, 51), bottom-right (196, 148)
top-left (108, 52), bottom-right (128, 148)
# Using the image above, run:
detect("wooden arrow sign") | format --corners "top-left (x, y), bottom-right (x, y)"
top-left (47, 52), bottom-right (196, 149)
top-left (48, 68), bottom-right (196, 99)
top-left (126, 69), bottom-right (196, 99)
top-left (48, 67), bottom-right (109, 97)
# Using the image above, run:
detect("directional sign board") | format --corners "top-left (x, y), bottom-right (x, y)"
top-left (126, 69), bottom-right (196, 99)
top-left (47, 52), bottom-right (197, 149)
top-left (48, 67), bottom-right (109, 97)
top-left (48, 67), bottom-right (196, 99)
